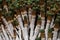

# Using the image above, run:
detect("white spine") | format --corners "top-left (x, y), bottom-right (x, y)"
top-left (53, 30), bottom-right (58, 40)
top-left (16, 35), bottom-right (19, 40)
top-left (50, 17), bottom-right (54, 28)
top-left (15, 26), bottom-right (22, 40)
top-left (45, 20), bottom-right (50, 40)
top-left (9, 35), bottom-right (13, 40)
top-left (18, 25), bottom-right (22, 40)
top-left (33, 25), bottom-right (40, 40)
top-left (17, 15), bottom-right (27, 40)
top-left (41, 17), bottom-right (45, 29)
top-left (48, 38), bottom-right (51, 40)
top-left (30, 18), bottom-right (35, 40)
top-left (1, 33), bottom-right (6, 40)
top-left (28, 8), bottom-right (32, 22)
top-left (57, 38), bottom-right (60, 40)
top-left (38, 33), bottom-right (41, 38)
top-left (2, 17), bottom-right (13, 36)
top-left (1, 25), bottom-right (9, 40)
top-left (0, 36), bottom-right (2, 40)
top-left (6, 29), bottom-right (13, 40)
top-left (21, 11), bottom-right (27, 20)
top-left (2, 17), bottom-right (8, 25)
top-left (17, 15), bottom-right (24, 30)
top-left (24, 27), bottom-right (28, 40)
top-left (4, 5), bottom-right (8, 13)
top-left (41, 38), bottom-right (45, 40)
top-left (8, 23), bottom-right (14, 37)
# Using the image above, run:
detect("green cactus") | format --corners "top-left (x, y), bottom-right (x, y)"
top-left (27, 0), bottom-right (32, 5)
top-left (2, 10), bottom-right (14, 19)
top-left (40, 7), bottom-right (45, 11)
top-left (51, 3), bottom-right (58, 11)
top-left (55, 18), bottom-right (60, 23)
top-left (6, 0), bottom-right (11, 3)
top-left (0, 0), bottom-right (2, 4)
top-left (24, 16), bottom-right (27, 20)
top-left (40, 29), bottom-right (44, 33)
top-left (15, 3), bottom-right (20, 9)
top-left (36, 37), bottom-right (41, 40)
top-left (56, 0), bottom-right (60, 1)
top-left (48, 28), bottom-right (52, 33)
top-left (12, 19), bottom-right (19, 26)
top-left (8, 3), bottom-right (15, 10)
top-left (32, 5), bottom-right (40, 11)
top-left (57, 16), bottom-right (60, 19)
top-left (47, 11), bottom-right (54, 16)
top-left (37, 16), bottom-right (41, 20)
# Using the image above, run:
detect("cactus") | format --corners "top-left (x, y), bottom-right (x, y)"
top-left (0, 0), bottom-right (2, 4)
top-left (40, 29), bottom-right (45, 33)
top-left (12, 19), bottom-right (19, 26)
top-left (48, 28), bottom-right (52, 33)
top-left (0, 0), bottom-right (60, 40)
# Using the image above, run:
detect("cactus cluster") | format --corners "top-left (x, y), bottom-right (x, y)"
top-left (0, 0), bottom-right (60, 40)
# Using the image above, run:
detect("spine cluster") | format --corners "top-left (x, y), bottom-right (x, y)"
top-left (0, 0), bottom-right (60, 40)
